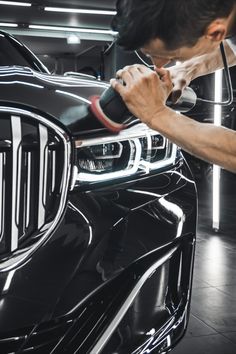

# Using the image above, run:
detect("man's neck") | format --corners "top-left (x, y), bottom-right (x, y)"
top-left (226, 5), bottom-right (236, 37)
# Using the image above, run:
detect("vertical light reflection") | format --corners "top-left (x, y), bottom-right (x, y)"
top-left (68, 202), bottom-right (93, 245)
top-left (213, 70), bottom-right (223, 231)
top-left (2, 269), bottom-right (16, 294)
top-left (159, 197), bottom-right (185, 238)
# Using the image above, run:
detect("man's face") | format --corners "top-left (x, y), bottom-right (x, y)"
top-left (141, 36), bottom-right (220, 67)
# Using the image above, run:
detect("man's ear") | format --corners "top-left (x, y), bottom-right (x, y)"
top-left (205, 20), bottom-right (227, 42)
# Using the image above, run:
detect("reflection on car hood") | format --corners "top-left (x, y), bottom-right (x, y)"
top-left (0, 66), bottom-right (110, 134)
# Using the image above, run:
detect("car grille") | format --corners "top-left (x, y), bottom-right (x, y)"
top-left (0, 106), bottom-right (71, 271)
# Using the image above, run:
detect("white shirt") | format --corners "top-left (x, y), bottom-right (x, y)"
top-left (226, 36), bottom-right (236, 54)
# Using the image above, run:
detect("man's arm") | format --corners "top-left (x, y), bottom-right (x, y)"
top-left (170, 40), bottom-right (236, 101)
top-left (164, 40), bottom-right (236, 172)
top-left (111, 63), bottom-right (236, 173)
top-left (148, 108), bottom-right (236, 173)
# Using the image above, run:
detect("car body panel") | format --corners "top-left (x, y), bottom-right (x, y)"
top-left (0, 31), bottom-right (197, 354)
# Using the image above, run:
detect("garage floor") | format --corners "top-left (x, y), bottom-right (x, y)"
top-left (173, 172), bottom-right (236, 354)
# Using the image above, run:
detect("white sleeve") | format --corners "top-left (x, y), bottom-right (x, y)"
top-left (226, 36), bottom-right (236, 55)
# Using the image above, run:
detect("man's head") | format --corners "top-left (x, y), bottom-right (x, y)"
top-left (112, 0), bottom-right (236, 66)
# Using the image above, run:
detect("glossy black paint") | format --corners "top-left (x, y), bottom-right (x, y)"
top-left (0, 161), bottom-right (196, 353)
top-left (0, 31), bottom-right (197, 354)
top-left (0, 31), bottom-right (49, 73)
top-left (0, 65), bottom-right (109, 135)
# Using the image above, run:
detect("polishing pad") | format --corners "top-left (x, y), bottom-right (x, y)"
top-left (90, 95), bottom-right (128, 133)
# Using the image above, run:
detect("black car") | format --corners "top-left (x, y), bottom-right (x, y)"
top-left (0, 31), bottom-right (197, 354)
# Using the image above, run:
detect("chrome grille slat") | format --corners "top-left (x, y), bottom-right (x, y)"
top-left (0, 106), bottom-right (71, 272)
top-left (43, 144), bottom-right (49, 206)
top-left (0, 152), bottom-right (5, 242)
top-left (38, 124), bottom-right (48, 229)
top-left (25, 151), bottom-right (31, 229)
top-left (11, 116), bottom-right (22, 252)
top-left (51, 149), bottom-right (56, 193)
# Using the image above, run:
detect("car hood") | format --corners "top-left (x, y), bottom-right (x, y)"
top-left (0, 66), bottom-right (115, 135)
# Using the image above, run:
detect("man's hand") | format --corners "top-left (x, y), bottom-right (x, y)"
top-left (168, 63), bottom-right (193, 103)
top-left (110, 64), bottom-right (173, 125)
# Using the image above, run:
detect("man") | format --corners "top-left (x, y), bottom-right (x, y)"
top-left (111, 0), bottom-right (236, 172)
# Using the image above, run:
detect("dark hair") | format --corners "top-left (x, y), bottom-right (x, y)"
top-left (112, 0), bottom-right (235, 50)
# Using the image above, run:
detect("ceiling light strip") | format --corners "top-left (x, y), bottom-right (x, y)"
top-left (44, 7), bottom-right (116, 16)
top-left (29, 24), bottom-right (117, 36)
top-left (0, 1), bottom-right (31, 6)
top-left (0, 22), bottom-right (18, 27)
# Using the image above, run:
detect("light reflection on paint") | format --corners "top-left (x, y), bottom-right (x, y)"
top-left (0, 81), bottom-right (44, 89)
top-left (56, 89), bottom-right (91, 104)
top-left (159, 197), bottom-right (185, 238)
top-left (68, 202), bottom-right (93, 245)
top-left (2, 269), bottom-right (16, 293)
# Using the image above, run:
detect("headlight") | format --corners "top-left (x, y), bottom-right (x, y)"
top-left (75, 124), bottom-right (178, 186)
